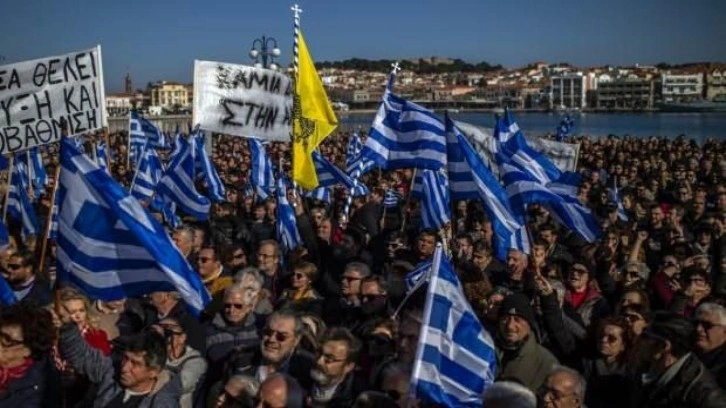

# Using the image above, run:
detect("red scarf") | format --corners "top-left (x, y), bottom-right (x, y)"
top-left (0, 357), bottom-right (34, 394)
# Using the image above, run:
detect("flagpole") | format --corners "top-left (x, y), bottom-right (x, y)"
top-left (26, 150), bottom-right (34, 202)
top-left (290, 4), bottom-right (302, 200)
top-left (38, 164), bottom-right (62, 279)
top-left (3, 157), bottom-right (14, 223)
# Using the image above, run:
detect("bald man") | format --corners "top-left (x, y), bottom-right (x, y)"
top-left (256, 373), bottom-right (304, 408)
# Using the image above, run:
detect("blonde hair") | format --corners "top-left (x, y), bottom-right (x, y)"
top-left (58, 287), bottom-right (99, 330)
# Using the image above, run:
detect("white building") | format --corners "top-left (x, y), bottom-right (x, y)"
top-left (106, 93), bottom-right (133, 117)
top-left (661, 72), bottom-right (704, 102)
top-left (550, 72), bottom-right (586, 109)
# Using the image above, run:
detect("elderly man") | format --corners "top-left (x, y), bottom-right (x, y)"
top-left (206, 284), bottom-right (262, 387)
top-left (173, 226), bottom-right (196, 265)
top-left (493, 249), bottom-right (535, 298)
top-left (495, 293), bottom-right (558, 393)
top-left (230, 311), bottom-right (314, 391)
top-left (538, 366), bottom-right (586, 408)
top-left (325, 262), bottom-right (371, 328)
top-left (309, 327), bottom-right (363, 407)
top-left (256, 240), bottom-right (285, 301)
top-left (694, 302), bottom-right (726, 388)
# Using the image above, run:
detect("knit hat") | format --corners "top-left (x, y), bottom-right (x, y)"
top-left (643, 312), bottom-right (695, 352)
top-left (498, 293), bottom-right (536, 330)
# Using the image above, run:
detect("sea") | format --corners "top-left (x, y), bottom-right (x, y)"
top-left (337, 111), bottom-right (726, 143)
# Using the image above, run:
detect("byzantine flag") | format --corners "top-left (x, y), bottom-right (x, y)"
top-left (292, 30), bottom-right (338, 190)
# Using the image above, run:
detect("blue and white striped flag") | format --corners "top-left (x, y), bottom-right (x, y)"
top-left (305, 187), bottom-right (331, 203)
top-left (555, 114), bottom-right (575, 141)
top-left (7, 162), bottom-right (40, 238)
top-left (0, 275), bottom-right (15, 306)
top-left (131, 145), bottom-right (164, 203)
top-left (276, 174), bottom-right (302, 251)
top-left (346, 132), bottom-right (363, 171)
top-left (405, 260), bottom-right (432, 293)
top-left (312, 151), bottom-right (368, 196)
top-left (156, 135), bottom-right (210, 220)
top-left (411, 246), bottom-right (497, 407)
top-left (249, 139), bottom-right (276, 200)
top-left (500, 162), bottom-right (602, 243)
top-left (192, 132), bottom-right (225, 202)
top-left (497, 114), bottom-right (562, 186)
top-left (28, 147), bottom-right (47, 195)
top-left (96, 142), bottom-right (110, 174)
top-left (384, 190), bottom-right (402, 208)
top-left (495, 108), bottom-right (520, 143)
top-left (449, 119), bottom-right (530, 260)
top-left (55, 138), bottom-right (210, 314)
top-left (360, 72), bottom-right (447, 171)
top-left (609, 184), bottom-right (628, 221)
top-left (412, 170), bottom-right (451, 230)
top-left (129, 111), bottom-right (165, 149)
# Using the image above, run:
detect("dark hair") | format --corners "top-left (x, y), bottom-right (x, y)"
top-left (361, 275), bottom-right (388, 294)
top-left (0, 302), bottom-right (54, 360)
top-left (11, 250), bottom-right (36, 273)
top-left (418, 228), bottom-right (439, 242)
top-left (123, 329), bottom-right (168, 370)
top-left (320, 327), bottom-right (362, 364)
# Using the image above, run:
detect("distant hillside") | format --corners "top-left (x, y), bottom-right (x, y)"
top-left (315, 58), bottom-right (503, 73)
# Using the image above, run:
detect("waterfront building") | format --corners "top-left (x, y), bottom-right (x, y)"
top-left (105, 93), bottom-right (134, 117)
top-left (550, 72), bottom-right (587, 109)
top-left (706, 69), bottom-right (726, 101)
top-left (596, 79), bottom-right (656, 109)
top-left (149, 81), bottom-right (193, 113)
top-left (660, 72), bottom-right (704, 103)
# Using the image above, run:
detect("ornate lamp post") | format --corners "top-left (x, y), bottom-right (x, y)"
top-left (249, 36), bottom-right (281, 70)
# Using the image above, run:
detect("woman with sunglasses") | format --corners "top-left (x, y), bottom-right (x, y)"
top-left (0, 302), bottom-right (56, 407)
top-left (580, 317), bottom-right (634, 408)
top-left (276, 262), bottom-right (324, 316)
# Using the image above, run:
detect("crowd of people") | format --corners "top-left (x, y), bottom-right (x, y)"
top-left (0, 129), bottom-right (724, 408)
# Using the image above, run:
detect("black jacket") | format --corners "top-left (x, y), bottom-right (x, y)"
top-left (636, 353), bottom-right (726, 408)
top-left (698, 344), bottom-right (726, 390)
top-left (311, 372), bottom-right (366, 408)
top-left (0, 356), bottom-right (59, 408)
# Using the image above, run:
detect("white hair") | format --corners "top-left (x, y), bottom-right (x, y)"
top-left (696, 302), bottom-right (726, 326)
top-left (548, 365), bottom-right (587, 401)
top-left (234, 267), bottom-right (264, 293)
top-left (482, 381), bottom-right (536, 408)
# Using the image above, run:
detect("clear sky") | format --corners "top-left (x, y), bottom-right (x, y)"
top-left (2, 0), bottom-right (724, 91)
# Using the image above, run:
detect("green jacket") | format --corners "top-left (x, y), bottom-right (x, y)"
top-left (496, 334), bottom-right (559, 393)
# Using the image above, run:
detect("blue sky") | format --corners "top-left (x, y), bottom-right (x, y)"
top-left (2, 0), bottom-right (724, 91)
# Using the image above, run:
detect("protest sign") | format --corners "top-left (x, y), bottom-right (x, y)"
top-left (0, 46), bottom-right (106, 154)
top-left (193, 61), bottom-right (292, 142)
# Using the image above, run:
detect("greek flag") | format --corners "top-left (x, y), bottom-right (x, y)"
top-left (495, 108), bottom-right (520, 143)
top-left (276, 174), bottom-right (302, 251)
top-left (55, 138), bottom-right (210, 314)
top-left (129, 111), bottom-right (165, 149)
top-left (384, 190), bottom-right (402, 208)
top-left (360, 72), bottom-right (447, 171)
top-left (48, 195), bottom-right (59, 240)
top-left (346, 132), bottom-right (363, 170)
top-left (305, 187), bottom-right (331, 203)
top-left (192, 132), bottom-right (225, 202)
top-left (406, 260), bottom-right (432, 292)
top-left (7, 162), bottom-right (40, 238)
top-left (345, 132), bottom-right (376, 177)
top-left (497, 115), bottom-right (562, 185)
top-left (449, 120), bottom-right (530, 260)
top-left (500, 162), bottom-right (602, 243)
top-left (0, 155), bottom-right (8, 171)
top-left (0, 276), bottom-right (15, 306)
top-left (96, 142), bottom-right (110, 174)
top-left (411, 246), bottom-right (497, 407)
top-left (156, 135), bottom-right (210, 220)
top-left (547, 171), bottom-right (582, 200)
top-left (249, 138), bottom-right (276, 200)
top-left (131, 145), bottom-right (164, 204)
top-left (556, 114), bottom-right (575, 141)
top-left (27, 147), bottom-right (47, 195)
top-left (609, 184), bottom-right (628, 221)
top-left (312, 151), bottom-right (369, 196)
top-left (412, 170), bottom-right (450, 230)
top-left (446, 117), bottom-right (480, 200)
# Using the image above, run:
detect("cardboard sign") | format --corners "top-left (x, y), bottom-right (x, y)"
top-left (0, 46), bottom-right (106, 154)
top-left (193, 61), bottom-right (292, 142)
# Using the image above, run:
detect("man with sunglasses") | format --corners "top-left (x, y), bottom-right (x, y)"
top-left (0, 250), bottom-right (52, 307)
top-left (309, 327), bottom-right (363, 407)
top-left (152, 318), bottom-right (206, 408)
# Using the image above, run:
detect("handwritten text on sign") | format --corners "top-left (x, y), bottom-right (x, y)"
top-left (194, 60), bottom-right (292, 142)
top-left (0, 46), bottom-right (107, 154)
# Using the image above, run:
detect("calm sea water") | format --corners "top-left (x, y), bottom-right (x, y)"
top-left (338, 112), bottom-right (726, 143)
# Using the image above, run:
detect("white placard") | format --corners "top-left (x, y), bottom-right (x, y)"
top-left (193, 60), bottom-right (292, 142)
top-left (0, 45), bottom-right (106, 154)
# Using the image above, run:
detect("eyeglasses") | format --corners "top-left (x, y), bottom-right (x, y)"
top-left (0, 332), bottom-right (24, 348)
top-left (538, 385), bottom-right (577, 401)
top-left (224, 303), bottom-right (244, 310)
top-left (293, 273), bottom-right (307, 280)
top-left (262, 328), bottom-right (291, 342)
top-left (6, 264), bottom-right (23, 270)
top-left (317, 352), bottom-right (347, 364)
top-left (697, 320), bottom-right (725, 331)
top-left (341, 276), bottom-right (361, 282)
top-left (258, 253), bottom-right (276, 259)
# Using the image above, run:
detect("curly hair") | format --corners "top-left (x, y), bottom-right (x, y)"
top-left (0, 301), bottom-right (55, 360)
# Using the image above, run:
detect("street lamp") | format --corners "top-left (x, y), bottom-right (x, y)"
top-left (249, 36), bottom-right (281, 70)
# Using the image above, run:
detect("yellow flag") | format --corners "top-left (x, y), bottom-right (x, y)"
top-left (292, 30), bottom-right (338, 190)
